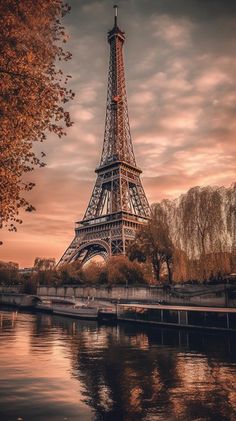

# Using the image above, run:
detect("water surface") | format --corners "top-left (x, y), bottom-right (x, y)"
top-left (0, 308), bottom-right (236, 420)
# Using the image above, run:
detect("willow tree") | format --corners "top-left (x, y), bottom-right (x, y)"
top-left (226, 183), bottom-right (236, 271)
top-left (0, 0), bottom-right (74, 231)
top-left (181, 187), bottom-right (225, 279)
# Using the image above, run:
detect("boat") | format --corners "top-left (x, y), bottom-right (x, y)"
top-left (98, 306), bottom-right (117, 323)
top-left (36, 297), bottom-right (76, 313)
top-left (36, 299), bottom-right (53, 313)
top-left (52, 303), bottom-right (98, 320)
top-left (37, 298), bottom-right (117, 321)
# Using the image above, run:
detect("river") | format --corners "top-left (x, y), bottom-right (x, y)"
top-left (0, 308), bottom-right (235, 421)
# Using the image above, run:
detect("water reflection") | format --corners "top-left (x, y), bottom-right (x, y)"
top-left (0, 309), bottom-right (235, 421)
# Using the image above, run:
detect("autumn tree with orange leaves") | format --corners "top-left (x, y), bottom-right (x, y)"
top-left (128, 204), bottom-right (175, 283)
top-left (0, 0), bottom-right (74, 233)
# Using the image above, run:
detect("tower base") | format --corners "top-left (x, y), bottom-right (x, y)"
top-left (58, 213), bottom-right (147, 266)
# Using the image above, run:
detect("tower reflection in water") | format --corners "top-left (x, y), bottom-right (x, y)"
top-left (50, 315), bottom-right (236, 421)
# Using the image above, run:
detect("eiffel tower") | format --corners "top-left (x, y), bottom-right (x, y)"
top-left (58, 6), bottom-right (150, 266)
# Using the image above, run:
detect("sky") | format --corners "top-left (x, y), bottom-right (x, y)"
top-left (1, 0), bottom-right (236, 267)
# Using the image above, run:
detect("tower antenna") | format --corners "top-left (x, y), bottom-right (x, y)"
top-left (114, 4), bottom-right (118, 27)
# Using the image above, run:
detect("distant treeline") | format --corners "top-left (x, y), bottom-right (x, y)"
top-left (0, 256), bottom-right (148, 295)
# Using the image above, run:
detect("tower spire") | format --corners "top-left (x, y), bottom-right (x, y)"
top-left (114, 4), bottom-right (118, 27)
top-left (100, 4), bottom-right (135, 168)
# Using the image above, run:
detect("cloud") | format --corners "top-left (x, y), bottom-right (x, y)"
top-left (195, 70), bottom-right (232, 91)
top-left (151, 14), bottom-right (194, 48)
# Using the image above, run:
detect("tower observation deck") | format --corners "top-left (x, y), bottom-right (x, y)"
top-left (58, 6), bottom-right (150, 265)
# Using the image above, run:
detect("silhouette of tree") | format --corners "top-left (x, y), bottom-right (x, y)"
top-left (0, 260), bottom-right (19, 285)
top-left (34, 257), bottom-right (56, 271)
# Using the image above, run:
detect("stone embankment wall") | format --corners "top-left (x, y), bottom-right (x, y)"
top-left (37, 285), bottom-right (236, 308)
top-left (0, 286), bottom-right (21, 293)
top-left (0, 293), bottom-right (39, 308)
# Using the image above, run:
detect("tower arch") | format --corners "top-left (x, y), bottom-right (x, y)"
top-left (67, 240), bottom-right (110, 266)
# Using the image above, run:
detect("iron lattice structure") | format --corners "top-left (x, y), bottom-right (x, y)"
top-left (58, 7), bottom-right (150, 266)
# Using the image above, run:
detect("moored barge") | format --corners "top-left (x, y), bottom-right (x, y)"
top-left (117, 303), bottom-right (236, 331)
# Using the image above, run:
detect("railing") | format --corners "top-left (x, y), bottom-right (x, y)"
top-left (75, 212), bottom-right (148, 229)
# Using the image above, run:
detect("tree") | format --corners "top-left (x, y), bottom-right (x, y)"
top-left (0, 260), bottom-right (19, 285)
top-left (105, 256), bottom-right (146, 286)
top-left (176, 186), bottom-right (233, 281)
top-left (0, 0), bottom-right (74, 231)
top-left (155, 184), bottom-right (236, 282)
top-left (129, 204), bottom-right (174, 283)
top-left (181, 187), bottom-right (223, 278)
top-left (34, 257), bottom-right (56, 271)
top-left (172, 249), bottom-right (189, 283)
top-left (20, 273), bottom-right (38, 294)
top-left (57, 261), bottom-right (83, 285)
top-left (32, 257), bottom-right (57, 286)
top-left (82, 261), bottom-right (105, 285)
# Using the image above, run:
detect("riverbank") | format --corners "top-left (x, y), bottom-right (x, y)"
top-left (37, 283), bottom-right (236, 307)
top-left (2, 288), bottom-right (236, 331)
top-left (0, 292), bottom-right (40, 309)
top-left (2, 294), bottom-right (236, 332)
